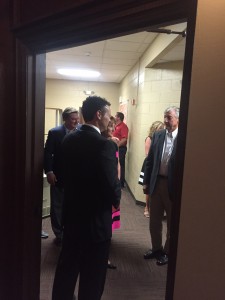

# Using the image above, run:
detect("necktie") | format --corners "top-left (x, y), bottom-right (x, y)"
top-left (162, 132), bottom-right (173, 166)
top-left (67, 129), bottom-right (75, 135)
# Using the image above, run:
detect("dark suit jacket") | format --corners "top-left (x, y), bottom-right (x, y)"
top-left (62, 124), bottom-right (121, 243)
top-left (143, 129), bottom-right (177, 197)
top-left (44, 125), bottom-right (66, 187)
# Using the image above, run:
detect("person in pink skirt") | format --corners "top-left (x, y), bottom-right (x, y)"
top-left (102, 118), bottom-right (121, 269)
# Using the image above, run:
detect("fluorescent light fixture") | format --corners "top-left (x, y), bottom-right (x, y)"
top-left (57, 68), bottom-right (100, 78)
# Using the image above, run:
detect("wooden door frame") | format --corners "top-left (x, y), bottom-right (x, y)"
top-left (12, 1), bottom-right (197, 299)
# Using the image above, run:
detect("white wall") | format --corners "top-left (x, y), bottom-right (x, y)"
top-left (120, 59), bottom-right (183, 203)
top-left (45, 79), bottom-right (119, 132)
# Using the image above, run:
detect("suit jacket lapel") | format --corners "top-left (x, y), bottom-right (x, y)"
top-left (158, 130), bottom-right (166, 160)
top-left (171, 136), bottom-right (177, 158)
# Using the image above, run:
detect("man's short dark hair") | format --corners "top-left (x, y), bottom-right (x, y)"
top-left (82, 96), bottom-right (111, 122)
top-left (62, 107), bottom-right (78, 120)
top-left (116, 112), bottom-right (124, 121)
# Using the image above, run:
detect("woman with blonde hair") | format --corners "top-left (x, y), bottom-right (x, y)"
top-left (138, 121), bottom-right (164, 217)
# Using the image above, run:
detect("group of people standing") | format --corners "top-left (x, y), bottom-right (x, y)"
top-left (43, 95), bottom-right (179, 299)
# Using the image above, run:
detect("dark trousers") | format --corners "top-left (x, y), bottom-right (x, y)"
top-left (50, 185), bottom-right (64, 239)
top-left (119, 146), bottom-right (127, 187)
top-left (149, 177), bottom-right (172, 254)
top-left (52, 235), bottom-right (111, 300)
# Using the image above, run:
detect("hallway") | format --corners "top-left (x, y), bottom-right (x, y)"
top-left (40, 187), bottom-right (167, 300)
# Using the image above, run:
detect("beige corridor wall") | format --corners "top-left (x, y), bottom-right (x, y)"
top-left (173, 1), bottom-right (225, 299)
top-left (117, 23), bottom-right (186, 204)
top-left (120, 61), bottom-right (183, 203)
top-left (45, 79), bottom-right (119, 132)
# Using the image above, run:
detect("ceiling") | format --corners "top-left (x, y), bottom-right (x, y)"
top-left (46, 30), bottom-right (186, 83)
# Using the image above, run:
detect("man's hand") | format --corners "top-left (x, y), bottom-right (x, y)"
top-left (118, 138), bottom-right (127, 147)
top-left (47, 172), bottom-right (57, 185)
top-left (143, 185), bottom-right (149, 195)
top-left (111, 137), bottom-right (120, 145)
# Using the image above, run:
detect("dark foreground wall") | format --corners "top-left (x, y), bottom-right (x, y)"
top-left (0, 1), bottom-right (190, 299)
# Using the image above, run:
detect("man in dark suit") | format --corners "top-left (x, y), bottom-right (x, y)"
top-left (44, 107), bottom-right (79, 246)
top-left (143, 106), bottom-right (179, 266)
top-left (52, 96), bottom-right (121, 300)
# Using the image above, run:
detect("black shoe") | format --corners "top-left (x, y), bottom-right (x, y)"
top-left (144, 249), bottom-right (162, 260)
top-left (41, 230), bottom-right (49, 239)
top-left (156, 254), bottom-right (168, 266)
top-left (121, 180), bottom-right (127, 188)
top-left (107, 262), bottom-right (117, 269)
top-left (54, 237), bottom-right (62, 246)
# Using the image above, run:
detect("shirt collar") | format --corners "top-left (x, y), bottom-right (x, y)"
top-left (84, 124), bottom-right (101, 134)
top-left (166, 127), bottom-right (178, 139)
top-left (64, 125), bottom-right (75, 134)
top-left (115, 121), bottom-right (123, 128)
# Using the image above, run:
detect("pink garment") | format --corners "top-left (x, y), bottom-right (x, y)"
top-left (112, 208), bottom-right (120, 231)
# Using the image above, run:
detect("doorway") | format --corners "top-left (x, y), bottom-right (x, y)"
top-left (11, 2), bottom-right (197, 299)
top-left (41, 24), bottom-right (186, 299)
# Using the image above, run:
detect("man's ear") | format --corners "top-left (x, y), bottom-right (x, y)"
top-left (96, 110), bottom-right (102, 120)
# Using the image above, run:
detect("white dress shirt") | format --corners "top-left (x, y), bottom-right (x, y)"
top-left (159, 128), bottom-right (178, 176)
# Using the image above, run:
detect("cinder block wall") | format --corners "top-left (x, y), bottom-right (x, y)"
top-left (120, 61), bottom-right (183, 203)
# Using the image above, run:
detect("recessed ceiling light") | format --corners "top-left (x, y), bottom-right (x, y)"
top-left (57, 68), bottom-right (100, 78)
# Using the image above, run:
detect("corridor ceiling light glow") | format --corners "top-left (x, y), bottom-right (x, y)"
top-left (57, 68), bottom-right (101, 78)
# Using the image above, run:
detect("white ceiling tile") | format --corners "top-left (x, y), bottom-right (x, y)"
top-left (46, 25), bottom-right (186, 83)
top-left (113, 32), bottom-right (151, 43)
top-left (102, 57), bottom-right (136, 66)
top-left (105, 40), bottom-right (141, 52)
top-left (103, 49), bottom-right (141, 60)
top-left (142, 33), bottom-right (158, 44)
top-left (136, 43), bottom-right (152, 53)
top-left (101, 64), bottom-right (131, 71)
